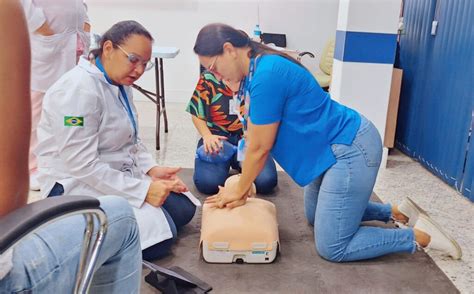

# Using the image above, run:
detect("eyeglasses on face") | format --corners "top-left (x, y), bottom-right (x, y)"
top-left (207, 55), bottom-right (219, 74)
top-left (116, 44), bottom-right (154, 71)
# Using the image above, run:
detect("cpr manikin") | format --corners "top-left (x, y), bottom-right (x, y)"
top-left (200, 175), bottom-right (279, 263)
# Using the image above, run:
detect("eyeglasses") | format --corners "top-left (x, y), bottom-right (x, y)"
top-left (116, 44), bottom-right (154, 71)
top-left (208, 55), bottom-right (219, 74)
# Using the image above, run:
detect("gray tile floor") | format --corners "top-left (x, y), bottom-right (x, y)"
top-left (29, 100), bottom-right (473, 293)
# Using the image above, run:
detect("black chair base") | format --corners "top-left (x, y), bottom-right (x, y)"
top-left (144, 262), bottom-right (212, 294)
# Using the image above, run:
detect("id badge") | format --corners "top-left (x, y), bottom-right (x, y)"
top-left (237, 138), bottom-right (247, 161)
top-left (229, 98), bottom-right (237, 115)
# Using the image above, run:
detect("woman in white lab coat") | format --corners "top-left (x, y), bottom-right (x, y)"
top-left (36, 20), bottom-right (196, 260)
top-left (20, 0), bottom-right (91, 190)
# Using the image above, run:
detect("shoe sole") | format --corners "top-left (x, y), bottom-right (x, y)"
top-left (406, 197), bottom-right (428, 214)
top-left (420, 215), bottom-right (462, 260)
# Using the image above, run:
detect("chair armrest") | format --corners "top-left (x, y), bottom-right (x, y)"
top-left (0, 196), bottom-right (101, 254)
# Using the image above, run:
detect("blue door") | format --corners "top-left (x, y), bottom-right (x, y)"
top-left (396, 0), bottom-right (474, 201)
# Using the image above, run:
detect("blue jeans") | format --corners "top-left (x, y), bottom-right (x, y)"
top-left (142, 192), bottom-right (196, 261)
top-left (48, 184), bottom-right (196, 261)
top-left (304, 116), bottom-right (416, 262)
top-left (0, 196), bottom-right (141, 293)
top-left (193, 137), bottom-right (278, 195)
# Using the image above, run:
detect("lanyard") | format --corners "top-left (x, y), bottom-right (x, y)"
top-left (235, 57), bottom-right (258, 132)
top-left (95, 57), bottom-right (138, 143)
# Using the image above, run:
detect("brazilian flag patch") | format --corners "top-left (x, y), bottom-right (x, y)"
top-left (64, 116), bottom-right (84, 127)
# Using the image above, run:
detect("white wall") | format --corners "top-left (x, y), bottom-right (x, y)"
top-left (87, 0), bottom-right (340, 102)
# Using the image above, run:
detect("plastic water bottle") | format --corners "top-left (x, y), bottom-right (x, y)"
top-left (196, 140), bottom-right (237, 163)
top-left (253, 24), bottom-right (262, 42)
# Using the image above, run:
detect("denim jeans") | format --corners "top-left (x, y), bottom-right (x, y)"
top-left (48, 184), bottom-right (196, 261)
top-left (193, 137), bottom-right (278, 195)
top-left (48, 181), bottom-right (65, 196)
top-left (0, 196), bottom-right (142, 293)
top-left (304, 116), bottom-right (416, 262)
top-left (142, 192), bottom-right (196, 261)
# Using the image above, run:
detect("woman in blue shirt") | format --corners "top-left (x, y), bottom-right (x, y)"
top-left (195, 23), bottom-right (461, 262)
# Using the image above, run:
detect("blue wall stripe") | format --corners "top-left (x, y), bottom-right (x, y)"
top-left (334, 30), bottom-right (398, 64)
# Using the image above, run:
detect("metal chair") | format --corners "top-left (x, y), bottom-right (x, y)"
top-left (0, 196), bottom-right (108, 293)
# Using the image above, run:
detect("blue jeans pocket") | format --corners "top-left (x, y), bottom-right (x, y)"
top-left (352, 118), bottom-right (382, 167)
top-left (323, 145), bottom-right (351, 194)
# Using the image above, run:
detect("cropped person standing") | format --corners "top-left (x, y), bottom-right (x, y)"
top-left (20, 0), bottom-right (90, 190)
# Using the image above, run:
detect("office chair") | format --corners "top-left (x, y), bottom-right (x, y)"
top-left (314, 38), bottom-right (335, 90)
top-left (0, 196), bottom-right (108, 294)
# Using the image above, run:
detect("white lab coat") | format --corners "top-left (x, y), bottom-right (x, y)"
top-left (21, 0), bottom-right (90, 92)
top-left (36, 57), bottom-right (173, 249)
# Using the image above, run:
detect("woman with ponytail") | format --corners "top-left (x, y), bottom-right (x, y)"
top-left (197, 23), bottom-right (461, 262)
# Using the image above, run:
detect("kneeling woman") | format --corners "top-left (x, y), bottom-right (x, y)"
top-left (187, 70), bottom-right (278, 195)
top-left (36, 21), bottom-right (196, 260)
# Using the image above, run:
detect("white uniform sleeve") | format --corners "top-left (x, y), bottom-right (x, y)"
top-left (20, 0), bottom-right (47, 33)
top-left (83, 1), bottom-right (90, 24)
top-left (45, 87), bottom-right (150, 208)
top-left (136, 141), bottom-right (158, 174)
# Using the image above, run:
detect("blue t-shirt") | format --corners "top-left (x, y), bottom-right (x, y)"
top-left (249, 55), bottom-right (361, 186)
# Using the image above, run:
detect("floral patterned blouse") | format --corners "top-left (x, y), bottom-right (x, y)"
top-left (186, 71), bottom-right (244, 137)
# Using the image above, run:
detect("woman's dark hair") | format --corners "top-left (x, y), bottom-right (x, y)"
top-left (193, 23), bottom-right (304, 68)
top-left (89, 20), bottom-right (153, 58)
